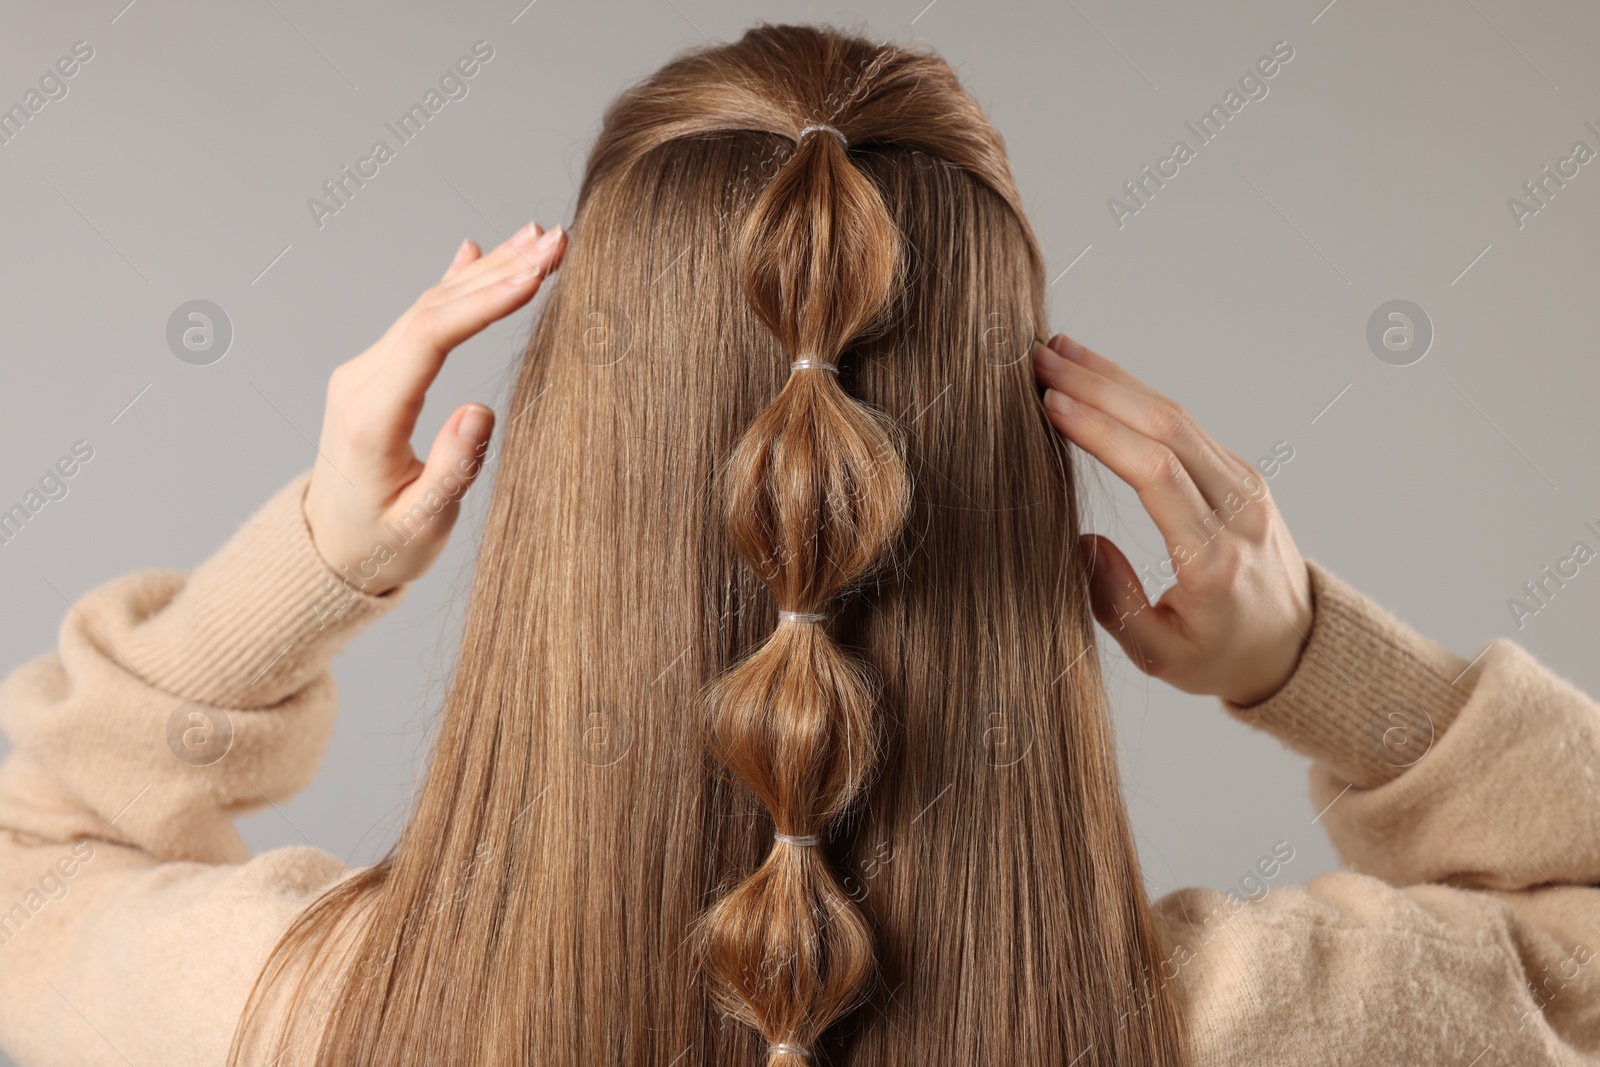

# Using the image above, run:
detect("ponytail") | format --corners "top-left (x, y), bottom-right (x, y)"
top-left (700, 122), bottom-right (909, 1062)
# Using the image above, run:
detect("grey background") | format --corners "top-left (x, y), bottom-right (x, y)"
top-left (2, 0), bottom-right (1597, 1054)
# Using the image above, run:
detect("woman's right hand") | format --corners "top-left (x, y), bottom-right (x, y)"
top-left (1031, 334), bottom-right (1313, 708)
top-left (302, 222), bottom-right (567, 596)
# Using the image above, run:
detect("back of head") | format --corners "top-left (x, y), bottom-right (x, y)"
top-left (235, 23), bottom-right (1187, 1067)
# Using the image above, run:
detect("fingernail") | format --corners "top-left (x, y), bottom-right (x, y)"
top-left (507, 267), bottom-right (542, 285)
top-left (458, 405), bottom-right (493, 442)
top-left (513, 220), bottom-right (542, 245)
top-left (1043, 387), bottom-right (1069, 413)
top-left (1058, 335), bottom-right (1085, 360)
top-left (1030, 340), bottom-right (1054, 360)
top-left (532, 225), bottom-right (564, 254)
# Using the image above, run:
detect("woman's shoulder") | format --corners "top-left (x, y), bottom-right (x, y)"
top-left (0, 824), bottom-right (359, 1067)
top-left (1151, 871), bottom-right (1600, 1065)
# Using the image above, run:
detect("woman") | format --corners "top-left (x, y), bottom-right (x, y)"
top-left (2, 22), bottom-right (1597, 1067)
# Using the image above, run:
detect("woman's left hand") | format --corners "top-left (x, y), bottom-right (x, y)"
top-left (1032, 333), bottom-right (1313, 708)
top-left (302, 222), bottom-right (567, 596)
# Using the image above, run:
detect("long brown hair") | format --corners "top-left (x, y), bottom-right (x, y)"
top-left (233, 23), bottom-right (1186, 1067)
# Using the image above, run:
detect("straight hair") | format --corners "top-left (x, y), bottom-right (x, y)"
top-left (233, 23), bottom-right (1187, 1067)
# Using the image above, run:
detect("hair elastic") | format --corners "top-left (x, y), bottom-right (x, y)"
top-left (770, 1043), bottom-right (812, 1059)
top-left (788, 359), bottom-right (839, 374)
top-left (774, 832), bottom-right (820, 847)
top-left (777, 610), bottom-right (826, 624)
top-left (796, 123), bottom-right (847, 148)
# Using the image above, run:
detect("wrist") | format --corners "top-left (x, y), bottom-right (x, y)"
top-left (1220, 560), bottom-right (1315, 708)
top-left (1217, 560), bottom-right (1473, 789)
top-left (1224, 629), bottom-right (1310, 708)
top-left (301, 486), bottom-right (403, 598)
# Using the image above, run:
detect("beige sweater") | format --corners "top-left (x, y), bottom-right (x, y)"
top-left (1, 470), bottom-right (1598, 1066)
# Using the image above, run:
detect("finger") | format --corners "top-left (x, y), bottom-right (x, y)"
top-left (1040, 385), bottom-right (1216, 560)
top-left (439, 238), bottom-right (483, 283)
top-left (1078, 534), bottom-right (1188, 678)
top-left (1212, 444), bottom-right (1273, 494)
top-left (370, 229), bottom-right (566, 423)
top-left (391, 403), bottom-right (495, 538)
top-left (437, 226), bottom-right (565, 305)
top-left (1043, 335), bottom-right (1275, 522)
top-left (427, 221), bottom-right (549, 298)
top-left (419, 224), bottom-right (540, 305)
top-left (432, 224), bottom-right (559, 304)
top-left (1048, 334), bottom-right (1165, 401)
top-left (1033, 341), bottom-right (1248, 509)
top-left (413, 234), bottom-right (564, 351)
top-left (381, 223), bottom-right (543, 362)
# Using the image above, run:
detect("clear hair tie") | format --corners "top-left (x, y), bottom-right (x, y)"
top-left (796, 123), bottom-right (847, 148)
top-left (774, 832), bottom-right (820, 847)
top-left (788, 359), bottom-right (839, 374)
top-left (777, 610), bottom-right (826, 624)
top-left (770, 1042), bottom-right (812, 1058)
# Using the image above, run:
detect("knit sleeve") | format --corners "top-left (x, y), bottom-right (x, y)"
top-left (1151, 868), bottom-right (1600, 1063)
top-left (1150, 561), bottom-right (1600, 1062)
top-left (0, 468), bottom-right (405, 1065)
top-left (1220, 559), bottom-right (1600, 890)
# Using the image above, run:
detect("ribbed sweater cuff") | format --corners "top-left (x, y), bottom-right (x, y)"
top-left (1220, 560), bottom-right (1474, 789)
top-left (114, 469), bottom-right (407, 708)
